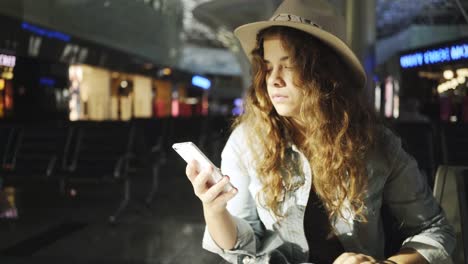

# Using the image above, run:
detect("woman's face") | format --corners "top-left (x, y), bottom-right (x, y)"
top-left (263, 36), bottom-right (302, 117)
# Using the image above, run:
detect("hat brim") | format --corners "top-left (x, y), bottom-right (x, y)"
top-left (234, 21), bottom-right (366, 88)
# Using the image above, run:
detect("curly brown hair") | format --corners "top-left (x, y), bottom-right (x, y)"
top-left (234, 26), bottom-right (377, 222)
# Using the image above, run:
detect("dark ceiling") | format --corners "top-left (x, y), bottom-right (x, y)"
top-left (0, 0), bottom-right (467, 75)
top-left (187, 0), bottom-right (468, 46)
top-left (376, 0), bottom-right (468, 39)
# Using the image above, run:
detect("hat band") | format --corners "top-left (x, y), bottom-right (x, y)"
top-left (270, 13), bottom-right (322, 29)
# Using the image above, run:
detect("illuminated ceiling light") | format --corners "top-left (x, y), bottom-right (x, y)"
top-left (162, 68), bottom-right (172, 76)
top-left (1, 72), bottom-right (13, 80)
top-left (185, 97), bottom-right (199, 104)
top-left (456, 68), bottom-right (468, 76)
top-left (437, 76), bottom-right (463, 94)
top-left (22, 22), bottom-right (71, 42)
top-left (437, 85), bottom-right (444, 94)
top-left (69, 65), bottom-right (83, 81)
top-left (0, 54), bottom-right (16, 68)
top-left (443, 70), bottom-right (454, 79)
top-left (192, 75), bottom-right (211, 90)
top-left (120, 80), bottom-right (128, 88)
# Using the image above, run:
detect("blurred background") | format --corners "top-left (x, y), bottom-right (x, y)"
top-left (0, 0), bottom-right (467, 263)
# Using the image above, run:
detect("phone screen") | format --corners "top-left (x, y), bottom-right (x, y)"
top-left (172, 142), bottom-right (215, 171)
top-left (172, 142), bottom-right (234, 192)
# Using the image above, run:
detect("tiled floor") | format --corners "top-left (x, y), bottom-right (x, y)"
top-left (0, 157), bottom-right (226, 264)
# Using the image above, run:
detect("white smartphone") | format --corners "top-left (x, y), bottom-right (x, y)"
top-left (172, 141), bottom-right (234, 192)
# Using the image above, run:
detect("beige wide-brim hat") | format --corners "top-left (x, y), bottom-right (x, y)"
top-left (234, 0), bottom-right (366, 88)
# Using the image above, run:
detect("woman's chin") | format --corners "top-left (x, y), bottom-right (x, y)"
top-left (276, 110), bottom-right (293, 117)
top-left (274, 108), bottom-right (295, 117)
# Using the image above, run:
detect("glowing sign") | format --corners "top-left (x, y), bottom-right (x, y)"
top-left (0, 54), bottom-right (16, 67)
top-left (21, 22), bottom-right (71, 42)
top-left (400, 43), bottom-right (468, 68)
top-left (192, 75), bottom-right (211, 90)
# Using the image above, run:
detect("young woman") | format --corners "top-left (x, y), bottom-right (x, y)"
top-left (185, 0), bottom-right (455, 263)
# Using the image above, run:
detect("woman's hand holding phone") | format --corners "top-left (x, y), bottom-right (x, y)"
top-left (185, 160), bottom-right (238, 214)
top-left (175, 142), bottom-right (238, 249)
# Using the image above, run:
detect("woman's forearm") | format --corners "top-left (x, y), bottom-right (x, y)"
top-left (387, 247), bottom-right (428, 264)
top-left (204, 207), bottom-right (238, 250)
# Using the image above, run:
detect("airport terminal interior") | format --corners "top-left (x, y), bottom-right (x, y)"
top-left (0, 0), bottom-right (468, 263)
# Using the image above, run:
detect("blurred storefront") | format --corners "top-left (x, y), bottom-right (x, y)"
top-left (374, 76), bottom-right (400, 119)
top-left (12, 56), bottom-right (69, 120)
top-left (0, 53), bottom-right (15, 118)
top-left (69, 65), bottom-right (175, 121)
top-left (0, 13), bottom-right (229, 121)
top-left (0, 14), bottom-right (179, 121)
top-left (397, 37), bottom-right (468, 123)
top-left (154, 79), bottom-right (172, 118)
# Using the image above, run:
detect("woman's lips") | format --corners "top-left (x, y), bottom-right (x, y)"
top-left (271, 95), bottom-right (289, 103)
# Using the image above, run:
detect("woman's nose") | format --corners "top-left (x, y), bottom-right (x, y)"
top-left (267, 68), bottom-right (285, 88)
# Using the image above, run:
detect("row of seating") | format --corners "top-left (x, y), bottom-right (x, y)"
top-left (382, 165), bottom-right (468, 262)
top-left (0, 118), bottom-right (466, 222)
top-left (1, 117), bottom-right (466, 261)
top-left (0, 116), bottom-right (233, 222)
top-left (381, 121), bottom-right (468, 262)
top-left (432, 166), bottom-right (468, 264)
top-left (390, 121), bottom-right (468, 188)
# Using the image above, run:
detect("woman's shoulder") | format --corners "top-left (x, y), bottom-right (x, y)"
top-left (368, 125), bottom-right (402, 165)
top-left (221, 123), bottom-right (258, 171)
top-left (375, 125), bottom-right (400, 146)
top-left (223, 123), bottom-right (252, 155)
top-left (227, 123), bottom-right (248, 144)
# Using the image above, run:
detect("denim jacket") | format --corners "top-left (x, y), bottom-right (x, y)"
top-left (202, 125), bottom-right (455, 264)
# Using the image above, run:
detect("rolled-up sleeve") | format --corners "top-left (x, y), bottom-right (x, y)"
top-left (202, 127), bottom-right (265, 263)
top-left (202, 216), bottom-right (258, 263)
top-left (382, 129), bottom-right (456, 263)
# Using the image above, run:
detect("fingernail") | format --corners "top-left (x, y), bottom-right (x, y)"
top-left (225, 176), bottom-right (230, 181)
top-left (231, 188), bottom-right (238, 194)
